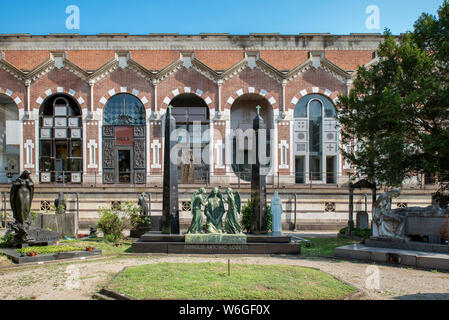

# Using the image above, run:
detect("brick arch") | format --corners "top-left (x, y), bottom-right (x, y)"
top-left (98, 87), bottom-right (150, 108)
top-left (0, 88), bottom-right (24, 109)
top-left (289, 87), bottom-right (341, 110)
top-left (224, 88), bottom-right (278, 110)
top-left (35, 87), bottom-right (86, 110)
top-left (160, 87), bottom-right (213, 112)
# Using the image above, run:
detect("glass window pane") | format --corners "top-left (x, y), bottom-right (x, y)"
top-left (310, 156), bottom-right (322, 180)
top-left (125, 95), bottom-right (145, 125)
top-left (294, 100), bottom-right (307, 117)
top-left (71, 159), bottom-right (82, 171)
top-left (104, 94), bottom-right (145, 125)
top-left (71, 141), bottom-right (82, 157)
top-left (324, 100), bottom-right (336, 118)
top-left (40, 158), bottom-right (53, 172)
top-left (40, 141), bottom-right (52, 156)
top-left (55, 142), bottom-right (68, 159)
top-left (309, 100), bottom-right (322, 118)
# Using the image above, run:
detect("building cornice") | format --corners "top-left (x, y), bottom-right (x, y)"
top-left (0, 33), bottom-right (385, 51)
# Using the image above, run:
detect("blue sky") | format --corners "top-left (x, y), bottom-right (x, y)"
top-left (0, 0), bottom-right (444, 35)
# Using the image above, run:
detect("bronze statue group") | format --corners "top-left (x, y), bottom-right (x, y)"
top-left (187, 187), bottom-right (242, 235)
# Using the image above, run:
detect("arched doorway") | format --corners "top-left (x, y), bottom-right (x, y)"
top-left (169, 93), bottom-right (210, 184)
top-left (0, 94), bottom-right (20, 183)
top-left (293, 94), bottom-right (338, 184)
top-left (230, 94), bottom-right (273, 181)
top-left (102, 93), bottom-right (146, 184)
top-left (39, 94), bottom-right (83, 183)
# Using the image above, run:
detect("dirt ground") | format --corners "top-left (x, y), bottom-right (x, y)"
top-left (0, 254), bottom-right (448, 300)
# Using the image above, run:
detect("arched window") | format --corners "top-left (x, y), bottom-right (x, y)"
top-left (0, 94), bottom-right (20, 183)
top-left (104, 93), bottom-right (145, 125)
top-left (39, 94), bottom-right (83, 183)
top-left (293, 94), bottom-right (337, 184)
top-left (170, 93), bottom-right (210, 184)
top-left (102, 93), bottom-right (146, 184)
top-left (230, 94), bottom-right (272, 182)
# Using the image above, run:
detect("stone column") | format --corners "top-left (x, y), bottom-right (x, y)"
top-left (250, 106), bottom-right (267, 234)
top-left (162, 106), bottom-right (180, 234)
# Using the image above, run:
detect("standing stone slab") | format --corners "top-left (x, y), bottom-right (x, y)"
top-left (356, 211), bottom-right (369, 229)
top-left (162, 107), bottom-right (180, 234)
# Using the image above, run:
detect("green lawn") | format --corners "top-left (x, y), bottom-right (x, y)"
top-left (301, 237), bottom-right (360, 258)
top-left (108, 262), bottom-right (357, 300)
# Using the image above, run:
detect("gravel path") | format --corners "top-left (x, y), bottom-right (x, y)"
top-left (0, 254), bottom-right (448, 300)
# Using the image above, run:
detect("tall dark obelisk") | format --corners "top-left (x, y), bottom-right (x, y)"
top-left (162, 105), bottom-right (180, 234)
top-left (250, 105), bottom-right (267, 234)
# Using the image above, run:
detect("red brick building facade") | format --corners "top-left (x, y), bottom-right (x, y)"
top-left (0, 33), bottom-right (383, 187)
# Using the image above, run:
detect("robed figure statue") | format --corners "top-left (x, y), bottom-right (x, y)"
top-left (204, 187), bottom-right (225, 233)
top-left (224, 188), bottom-right (242, 234)
top-left (187, 188), bottom-right (207, 234)
top-left (9, 170), bottom-right (34, 243)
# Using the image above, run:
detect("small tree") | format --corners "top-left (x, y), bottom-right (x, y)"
top-left (97, 206), bottom-right (124, 242)
top-left (337, 1), bottom-right (449, 191)
top-left (240, 199), bottom-right (272, 233)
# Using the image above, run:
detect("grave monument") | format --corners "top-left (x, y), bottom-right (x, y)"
top-left (161, 105), bottom-right (180, 234)
top-left (8, 170), bottom-right (59, 248)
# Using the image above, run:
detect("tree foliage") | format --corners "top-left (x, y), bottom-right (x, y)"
top-left (337, 1), bottom-right (449, 189)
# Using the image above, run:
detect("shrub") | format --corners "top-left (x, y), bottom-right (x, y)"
top-left (16, 245), bottom-right (84, 255)
top-left (122, 201), bottom-right (150, 230)
top-left (339, 227), bottom-right (372, 239)
top-left (97, 208), bottom-right (123, 242)
top-left (0, 233), bottom-right (14, 248)
top-left (241, 199), bottom-right (272, 233)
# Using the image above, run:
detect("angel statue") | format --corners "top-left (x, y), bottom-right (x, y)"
top-left (187, 188), bottom-right (207, 234)
top-left (204, 187), bottom-right (225, 233)
top-left (9, 170), bottom-right (34, 243)
top-left (372, 188), bottom-right (408, 241)
top-left (224, 188), bottom-right (242, 234)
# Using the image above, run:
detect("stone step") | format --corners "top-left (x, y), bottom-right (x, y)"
top-left (335, 244), bottom-right (449, 271)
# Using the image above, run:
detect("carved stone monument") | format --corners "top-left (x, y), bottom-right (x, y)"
top-left (8, 170), bottom-right (59, 248)
top-left (54, 192), bottom-right (66, 214)
top-left (185, 187), bottom-right (246, 244)
top-left (250, 106), bottom-right (267, 234)
top-left (271, 190), bottom-right (283, 235)
top-left (372, 188), bottom-right (449, 244)
top-left (186, 188), bottom-right (206, 234)
top-left (162, 105), bottom-right (180, 234)
top-left (130, 193), bottom-right (152, 238)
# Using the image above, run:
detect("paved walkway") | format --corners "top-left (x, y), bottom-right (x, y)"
top-left (0, 254), bottom-right (448, 300)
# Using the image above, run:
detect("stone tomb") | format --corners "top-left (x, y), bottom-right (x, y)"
top-left (132, 232), bottom-right (300, 255)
